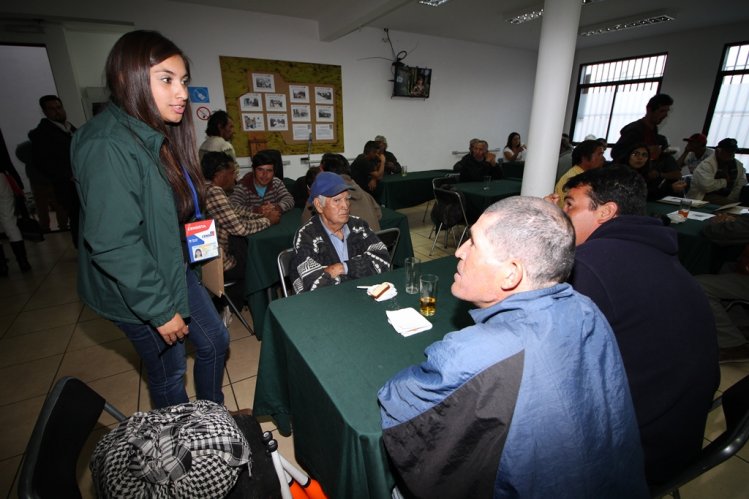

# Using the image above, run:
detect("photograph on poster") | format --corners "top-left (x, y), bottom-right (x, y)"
top-left (241, 113), bottom-right (265, 131)
top-left (291, 105), bottom-right (310, 121)
top-left (252, 73), bottom-right (275, 92)
top-left (239, 92), bottom-right (263, 111)
top-left (268, 114), bottom-right (288, 131)
top-left (293, 123), bottom-right (312, 141)
top-left (316, 105), bottom-right (334, 122)
top-left (316, 123), bottom-right (334, 141)
top-left (315, 87), bottom-right (333, 104)
top-left (265, 93), bottom-right (287, 112)
top-left (289, 85), bottom-right (309, 103)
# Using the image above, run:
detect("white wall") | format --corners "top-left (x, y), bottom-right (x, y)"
top-left (565, 21), bottom-right (748, 152)
top-left (1, 0), bottom-right (538, 180)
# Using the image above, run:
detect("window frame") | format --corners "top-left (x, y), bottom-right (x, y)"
top-left (569, 52), bottom-right (668, 144)
top-left (703, 40), bottom-right (749, 156)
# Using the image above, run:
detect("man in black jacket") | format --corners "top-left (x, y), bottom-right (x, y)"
top-left (28, 95), bottom-right (79, 246)
top-left (561, 166), bottom-right (719, 488)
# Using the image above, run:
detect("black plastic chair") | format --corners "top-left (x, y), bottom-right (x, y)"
top-left (429, 187), bottom-right (469, 255)
top-left (375, 227), bottom-right (400, 266)
top-left (423, 173), bottom-right (460, 223)
top-left (277, 248), bottom-right (295, 298)
top-left (18, 376), bottom-right (127, 499)
top-left (651, 373), bottom-right (749, 498)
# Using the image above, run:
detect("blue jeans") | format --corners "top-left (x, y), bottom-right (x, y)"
top-left (116, 268), bottom-right (229, 408)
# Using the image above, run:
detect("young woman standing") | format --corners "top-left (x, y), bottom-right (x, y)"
top-left (72, 31), bottom-right (229, 408)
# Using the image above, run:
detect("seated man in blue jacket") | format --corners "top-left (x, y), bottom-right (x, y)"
top-left (378, 196), bottom-right (647, 499)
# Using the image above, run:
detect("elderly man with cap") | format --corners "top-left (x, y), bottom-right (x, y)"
top-left (375, 134), bottom-right (402, 175)
top-left (290, 172), bottom-right (390, 293)
top-left (677, 133), bottom-right (714, 174)
top-left (688, 137), bottom-right (746, 205)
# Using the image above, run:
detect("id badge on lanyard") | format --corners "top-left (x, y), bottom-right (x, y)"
top-left (181, 165), bottom-right (218, 263)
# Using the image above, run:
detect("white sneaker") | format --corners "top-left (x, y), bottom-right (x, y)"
top-left (221, 306), bottom-right (233, 328)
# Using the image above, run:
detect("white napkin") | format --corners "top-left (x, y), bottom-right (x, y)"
top-left (667, 210), bottom-right (714, 222)
top-left (366, 282), bottom-right (398, 302)
top-left (386, 308), bottom-right (433, 337)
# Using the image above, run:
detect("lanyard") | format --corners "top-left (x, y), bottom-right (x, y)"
top-left (181, 164), bottom-right (202, 220)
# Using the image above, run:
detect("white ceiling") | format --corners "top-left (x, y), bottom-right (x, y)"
top-left (175, 0), bottom-right (749, 51)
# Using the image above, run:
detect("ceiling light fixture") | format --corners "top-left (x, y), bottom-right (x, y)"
top-left (578, 11), bottom-right (675, 36)
top-left (504, 0), bottom-right (603, 25)
top-left (418, 0), bottom-right (451, 6)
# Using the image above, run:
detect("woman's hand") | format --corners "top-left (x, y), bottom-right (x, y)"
top-left (157, 313), bottom-right (189, 345)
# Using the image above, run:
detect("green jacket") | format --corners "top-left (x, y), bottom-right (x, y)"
top-left (72, 103), bottom-right (189, 327)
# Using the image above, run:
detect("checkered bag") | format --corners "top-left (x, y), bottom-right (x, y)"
top-left (91, 400), bottom-right (251, 498)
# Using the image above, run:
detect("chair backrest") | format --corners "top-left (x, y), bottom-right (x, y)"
top-left (18, 376), bottom-right (126, 499)
top-left (431, 187), bottom-right (469, 228)
top-left (202, 251), bottom-right (226, 298)
top-left (433, 174), bottom-right (458, 190)
top-left (277, 248), bottom-right (295, 298)
top-left (375, 227), bottom-right (400, 265)
top-left (651, 373), bottom-right (749, 497)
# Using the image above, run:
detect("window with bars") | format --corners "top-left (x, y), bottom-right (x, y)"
top-left (705, 42), bottom-right (749, 161)
top-left (569, 53), bottom-right (668, 147)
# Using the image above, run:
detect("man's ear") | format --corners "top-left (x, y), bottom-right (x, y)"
top-left (499, 259), bottom-right (523, 292)
top-left (313, 197), bottom-right (323, 214)
top-left (596, 201), bottom-right (618, 225)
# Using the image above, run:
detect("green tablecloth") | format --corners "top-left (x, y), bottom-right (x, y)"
top-left (453, 179), bottom-right (523, 222)
top-left (245, 207), bottom-right (415, 338)
top-left (646, 201), bottom-right (718, 274)
top-left (253, 257), bottom-right (470, 499)
top-left (376, 169), bottom-right (451, 209)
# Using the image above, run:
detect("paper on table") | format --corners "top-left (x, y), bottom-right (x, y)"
top-left (658, 196), bottom-right (709, 207)
top-left (386, 308), bottom-right (433, 337)
top-left (668, 210), bottom-right (714, 222)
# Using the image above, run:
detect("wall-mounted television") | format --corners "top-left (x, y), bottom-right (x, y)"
top-left (393, 63), bottom-right (432, 98)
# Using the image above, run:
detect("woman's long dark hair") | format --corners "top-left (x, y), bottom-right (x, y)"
top-left (505, 132), bottom-right (520, 149)
top-left (106, 30), bottom-right (204, 222)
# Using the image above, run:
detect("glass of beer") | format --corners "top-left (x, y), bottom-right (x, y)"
top-left (419, 274), bottom-right (439, 317)
top-left (678, 198), bottom-right (692, 219)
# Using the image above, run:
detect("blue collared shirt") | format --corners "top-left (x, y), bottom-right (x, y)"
top-left (322, 222), bottom-right (350, 273)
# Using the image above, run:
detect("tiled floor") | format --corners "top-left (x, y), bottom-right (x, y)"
top-left (1, 203), bottom-right (748, 498)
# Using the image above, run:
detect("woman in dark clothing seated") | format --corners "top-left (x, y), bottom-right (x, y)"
top-left (616, 143), bottom-right (686, 201)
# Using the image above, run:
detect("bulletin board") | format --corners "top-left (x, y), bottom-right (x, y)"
top-left (219, 56), bottom-right (344, 158)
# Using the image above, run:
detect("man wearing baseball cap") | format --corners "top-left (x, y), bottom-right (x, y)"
top-left (688, 138), bottom-right (747, 205)
top-left (677, 133), bottom-right (713, 174)
top-left (290, 172), bottom-right (390, 293)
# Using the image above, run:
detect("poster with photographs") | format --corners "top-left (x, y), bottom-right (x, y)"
top-left (315, 124), bottom-right (334, 141)
top-left (241, 113), bottom-right (265, 131)
top-left (265, 93), bottom-right (287, 112)
top-left (239, 93), bottom-right (262, 112)
top-left (291, 105), bottom-right (310, 122)
top-left (267, 114), bottom-right (288, 131)
top-left (316, 105), bottom-right (334, 122)
top-left (315, 87), bottom-right (333, 104)
top-left (252, 73), bottom-right (275, 92)
top-left (293, 124), bottom-right (312, 141)
top-left (219, 56), bottom-right (343, 155)
top-left (289, 85), bottom-right (309, 103)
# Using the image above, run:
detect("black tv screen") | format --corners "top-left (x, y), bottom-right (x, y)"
top-left (393, 64), bottom-right (431, 98)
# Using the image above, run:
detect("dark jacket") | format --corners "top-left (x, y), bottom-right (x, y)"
top-left (611, 119), bottom-right (657, 162)
top-left (72, 103), bottom-right (189, 327)
top-left (570, 215), bottom-right (720, 486)
top-left (28, 118), bottom-right (76, 183)
top-left (453, 154), bottom-right (499, 182)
